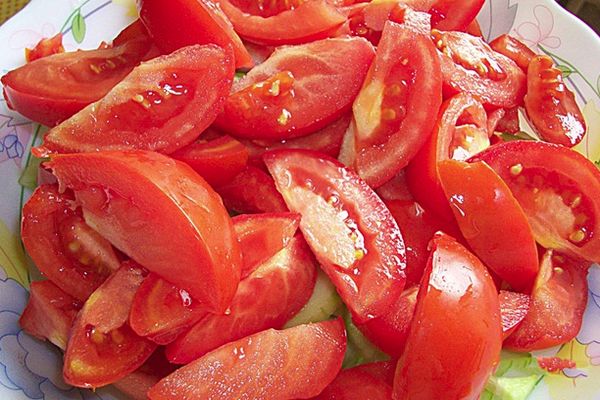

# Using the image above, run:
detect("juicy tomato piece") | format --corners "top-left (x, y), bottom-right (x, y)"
top-left (113, 349), bottom-right (177, 400)
top-left (19, 280), bottom-right (81, 351)
top-left (422, 0), bottom-right (484, 31)
top-left (219, 0), bottom-right (346, 46)
top-left (499, 290), bottom-right (530, 340)
top-left (393, 233), bottom-right (502, 400)
top-left (214, 37), bottom-right (375, 140)
top-left (34, 45), bottom-right (234, 155)
top-left (504, 251), bottom-right (588, 351)
top-left (537, 356), bottom-right (576, 373)
top-left (1, 37), bottom-right (152, 127)
top-left (489, 34), bottom-right (536, 72)
top-left (63, 262), bottom-right (157, 388)
top-left (264, 149), bottom-right (407, 323)
top-left (353, 361), bottom-right (396, 384)
top-left (488, 106), bottom-right (520, 135)
top-left (313, 362), bottom-right (393, 400)
top-left (166, 235), bottom-right (316, 364)
top-left (355, 285), bottom-right (417, 357)
top-left (216, 166), bottom-right (288, 213)
top-left (433, 29), bottom-right (526, 108)
top-left (375, 171), bottom-right (414, 202)
top-left (438, 160), bottom-right (539, 292)
top-left (138, 0), bottom-right (253, 69)
top-left (170, 135), bottom-right (249, 187)
top-left (21, 185), bottom-right (120, 301)
top-left (465, 19), bottom-right (483, 37)
top-left (47, 150), bottom-right (242, 313)
top-left (151, 319), bottom-right (346, 399)
top-left (471, 140), bottom-right (600, 262)
top-left (405, 93), bottom-right (489, 222)
top-left (524, 55), bottom-right (586, 147)
top-left (351, 21), bottom-right (442, 187)
top-left (25, 33), bottom-right (64, 62)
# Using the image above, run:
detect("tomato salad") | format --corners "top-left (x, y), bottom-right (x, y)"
top-left (2, 0), bottom-right (597, 399)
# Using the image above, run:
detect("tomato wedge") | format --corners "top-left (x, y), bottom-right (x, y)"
top-left (489, 34), bottom-right (535, 72)
top-left (351, 21), bottom-right (442, 187)
top-left (504, 251), bottom-right (588, 351)
top-left (421, 0), bottom-right (484, 31)
top-left (63, 262), bottom-right (157, 388)
top-left (214, 37), bottom-right (374, 140)
top-left (21, 185), bottom-right (120, 301)
top-left (524, 55), bottom-right (586, 147)
top-left (138, 0), bottom-right (253, 69)
top-left (393, 233), bottom-right (501, 400)
top-left (113, 350), bottom-right (176, 400)
top-left (438, 160), bottom-right (539, 292)
top-left (499, 290), bottom-right (530, 340)
top-left (471, 140), bottom-right (600, 262)
top-left (47, 150), bottom-right (242, 313)
top-left (313, 361), bottom-right (393, 400)
top-left (150, 319), bottom-right (346, 400)
top-left (25, 33), bottom-right (64, 62)
top-left (264, 149), bottom-right (407, 322)
top-left (34, 45), bottom-right (234, 155)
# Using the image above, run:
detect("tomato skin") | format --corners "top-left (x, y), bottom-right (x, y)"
top-left (489, 34), bottom-right (535, 72)
top-left (151, 319), bottom-right (346, 400)
top-left (21, 185), bottom-right (120, 301)
top-left (524, 55), bottom-right (586, 147)
top-left (113, 349), bottom-right (177, 400)
top-left (464, 20), bottom-right (483, 37)
top-left (265, 149), bottom-right (407, 323)
top-left (393, 233), bottom-right (502, 400)
top-left (471, 140), bottom-right (600, 262)
top-left (504, 251), bottom-right (588, 351)
top-left (35, 45), bottom-right (234, 156)
top-left (312, 362), bottom-right (393, 400)
top-left (25, 33), bottom-right (64, 62)
top-left (138, 0), bottom-right (253, 69)
top-left (499, 290), bottom-right (530, 340)
top-left (166, 235), bottom-right (316, 364)
top-left (215, 37), bottom-right (375, 140)
top-left (423, 0), bottom-right (484, 31)
top-left (438, 160), bottom-right (539, 292)
top-left (47, 150), bottom-right (242, 314)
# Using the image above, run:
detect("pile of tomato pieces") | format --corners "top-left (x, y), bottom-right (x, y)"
top-left (4, 0), bottom-right (598, 398)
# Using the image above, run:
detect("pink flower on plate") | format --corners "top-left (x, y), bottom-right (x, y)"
top-left (514, 5), bottom-right (561, 49)
top-left (8, 23), bottom-right (58, 51)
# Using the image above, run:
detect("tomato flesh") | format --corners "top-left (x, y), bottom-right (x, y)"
top-left (313, 362), bottom-right (393, 400)
top-left (499, 290), bottom-right (530, 340)
top-left (489, 34), bottom-right (535, 72)
top-left (25, 33), bottom-right (64, 62)
top-left (113, 349), bottom-right (176, 400)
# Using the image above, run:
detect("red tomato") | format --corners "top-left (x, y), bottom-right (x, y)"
top-left (1, 37), bottom-right (152, 127)
top-left (350, 21), bottom-right (442, 187)
top-left (214, 37), bottom-right (375, 140)
top-left (433, 29), bottom-right (526, 108)
top-left (170, 135), bottom-right (249, 187)
top-left (166, 235), bottom-right (316, 364)
top-left (537, 356), bottom-right (576, 373)
top-left (219, 0), bottom-right (346, 46)
top-left (313, 362), bottom-right (393, 400)
top-left (19, 280), bottom-right (81, 351)
top-left (150, 319), bottom-right (346, 399)
top-left (438, 160), bottom-right (539, 292)
top-left (25, 33), bottom-right (64, 62)
top-left (423, 0), bottom-right (484, 31)
top-left (499, 290), bottom-right (530, 340)
top-left (471, 140), bottom-right (600, 262)
top-left (353, 361), bottom-right (396, 384)
top-left (264, 149), bottom-right (407, 323)
top-left (405, 93), bottom-right (489, 222)
top-left (21, 185), bottom-right (120, 301)
top-left (216, 166), bottom-right (288, 213)
top-left (465, 20), bottom-right (483, 37)
top-left (47, 150), bottom-right (242, 313)
top-left (63, 262), bottom-right (157, 388)
top-left (34, 45), bottom-right (234, 155)
top-left (488, 106), bottom-right (520, 135)
top-left (524, 55), bottom-right (586, 147)
top-left (504, 251), bottom-right (588, 351)
top-left (489, 34), bottom-right (536, 72)
top-left (375, 171), bottom-right (414, 202)
top-left (113, 350), bottom-right (177, 400)
top-left (138, 0), bottom-right (253, 69)
top-left (393, 233), bottom-right (502, 400)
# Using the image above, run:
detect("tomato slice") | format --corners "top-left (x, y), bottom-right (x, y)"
top-left (375, 171), bottom-right (414, 202)
top-left (313, 362), bottom-right (393, 400)
top-left (219, 0), bottom-right (346, 46)
top-left (499, 290), bottom-right (530, 340)
top-left (438, 160), bottom-right (539, 292)
top-left (465, 19), bottom-right (483, 37)
top-left (422, 0), bottom-right (484, 31)
top-left (214, 37), bottom-right (374, 140)
top-left (47, 150), bottom-right (242, 313)
top-left (433, 29), bottom-right (526, 109)
top-left (34, 45), bottom-right (234, 155)
top-left (471, 140), bottom-right (600, 262)
top-left (489, 34), bottom-right (535, 72)
top-left (138, 0), bottom-right (253, 69)
top-left (166, 235), bottom-right (316, 364)
top-left (64, 262), bottom-right (157, 388)
top-left (21, 185), bottom-right (120, 301)
top-left (25, 33), bottom-right (64, 62)
top-left (150, 318), bottom-right (346, 399)
top-left (1, 37), bottom-right (152, 127)
top-left (170, 135), bottom-right (249, 187)
top-left (524, 55), bottom-right (586, 147)
top-left (264, 149), bottom-right (407, 322)
top-left (351, 21), bottom-right (442, 187)
top-left (504, 251), bottom-right (588, 351)
top-left (488, 106), bottom-right (521, 135)
top-left (113, 350), bottom-right (176, 400)
top-left (19, 280), bottom-right (81, 351)
top-left (216, 166), bottom-right (288, 213)
top-left (393, 233), bottom-right (501, 400)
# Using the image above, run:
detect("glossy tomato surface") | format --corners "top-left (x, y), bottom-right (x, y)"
top-left (25, 33), bottom-right (64, 62)
top-left (313, 361), bottom-right (393, 400)
top-left (489, 34), bottom-right (535, 72)
top-left (499, 290), bottom-right (530, 339)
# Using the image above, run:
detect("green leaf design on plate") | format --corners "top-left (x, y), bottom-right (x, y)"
top-left (71, 11), bottom-right (86, 43)
top-left (0, 220), bottom-right (29, 288)
top-left (556, 64), bottom-right (573, 78)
